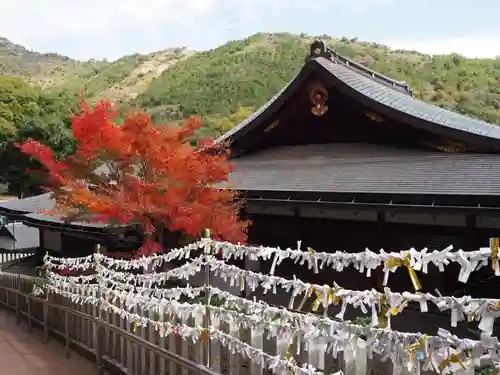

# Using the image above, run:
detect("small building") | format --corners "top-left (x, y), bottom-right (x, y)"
top-left (0, 193), bottom-right (140, 262)
top-left (0, 222), bottom-right (38, 272)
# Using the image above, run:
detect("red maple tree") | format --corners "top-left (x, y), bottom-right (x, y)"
top-left (18, 100), bottom-right (249, 256)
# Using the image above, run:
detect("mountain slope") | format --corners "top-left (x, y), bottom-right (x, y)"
top-left (29, 49), bottom-right (189, 100)
top-left (0, 37), bottom-right (74, 76)
top-left (137, 33), bottom-right (500, 124)
top-left (0, 37), bottom-right (189, 101)
top-left (101, 48), bottom-right (192, 102)
top-left (1, 33), bottom-right (499, 126)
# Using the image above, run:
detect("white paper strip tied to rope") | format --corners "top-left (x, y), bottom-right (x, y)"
top-left (44, 254), bottom-right (94, 271)
top-left (40, 246), bottom-right (500, 373)
top-left (78, 276), bottom-right (500, 371)
top-left (96, 257), bottom-right (205, 287)
top-left (43, 282), bottom-right (328, 375)
top-left (205, 239), bottom-right (499, 284)
top-left (97, 283), bottom-right (500, 368)
top-left (46, 277), bottom-right (98, 295)
top-left (103, 288), bottom-right (324, 348)
top-left (102, 286), bottom-right (206, 312)
top-left (85, 255), bottom-right (500, 336)
top-left (210, 329), bottom-right (327, 375)
top-left (46, 280), bottom-right (499, 375)
top-left (44, 238), bottom-right (500, 285)
top-left (207, 258), bottom-right (500, 336)
top-left (43, 241), bottom-right (204, 271)
top-left (102, 298), bottom-right (327, 375)
top-left (42, 261), bottom-right (500, 375)
top-left (43, 253), bottom-right (500, 336)
top-left (109, 258), bottom-right (500, 337)
top-left (96, 240), bottom-right (205, 270)
top-left (46, 270), bottom-right (96, 285)
top-left (46, 285), bottom-right (100, 305)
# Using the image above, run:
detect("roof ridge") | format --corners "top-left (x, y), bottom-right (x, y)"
top-left (308, 40), bottom-right (414, 96)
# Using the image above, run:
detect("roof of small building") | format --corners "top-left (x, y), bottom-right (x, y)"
top-left (0, 222), bottom-right (39, 251)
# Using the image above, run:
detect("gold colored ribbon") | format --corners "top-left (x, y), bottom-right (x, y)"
top-left (491, 237), bottom-right (499, 272)
top-left (331, 286), bottom-right (342, 306)
top-left (438, 352), bottom-right (466, 372)
top-left (385, 253), bottom-right (422, 291)
top-left (379, 295), bottom-right (389, 328)
top-left (311, 288), bottom-right (322, 312)
top-left (311, 286), bottom-right (342, 312)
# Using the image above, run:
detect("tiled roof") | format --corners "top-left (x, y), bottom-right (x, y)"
top-left (23, 213), bottom-right (107, 228)
top-left (316, 57), bottom-right (500, 141)
top-left (219, 41), bottom-right (500, 151)
top-left (0, 222), bottom-right (39, 251)
top-left (0, 193), bottom-right (55, 213)
top-left (227, 143), bottom-right (500, 196)
top-left (0, 194), bottom-right (107, 230)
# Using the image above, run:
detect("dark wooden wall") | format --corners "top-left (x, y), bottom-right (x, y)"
top-left (247, 212), bottom-right (500, 337)
top-left (61, 233), bottom-right (99, 257)
top-left (247, 213), bottom-right (498, 298)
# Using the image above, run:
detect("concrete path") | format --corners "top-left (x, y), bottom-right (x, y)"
top-left (0, 309), bottom-right (101, 375)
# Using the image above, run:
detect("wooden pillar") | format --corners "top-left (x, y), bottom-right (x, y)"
top-left (35, 228), bottom-right (45, 268)
top-left (375, 211), bottom-right (386, 291)
top-left (465, 215), bottom-right (477, 251)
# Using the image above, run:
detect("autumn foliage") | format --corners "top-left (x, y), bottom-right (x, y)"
top-left (18, 100), bottom-right (249, 256)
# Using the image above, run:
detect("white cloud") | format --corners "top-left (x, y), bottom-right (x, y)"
top-left (0, 0), bottom-right (398, 59)
top-left (0, 0), bottom-right (226, 59)
top-left (301, 0), bottom-right (393, 11)
top-left (384, 36), bottom-right (500, 58)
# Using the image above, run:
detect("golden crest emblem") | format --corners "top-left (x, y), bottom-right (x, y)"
top-left (310, 85), bottom-right (328, 116)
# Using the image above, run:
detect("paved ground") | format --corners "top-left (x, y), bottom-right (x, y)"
top-left (0, 309), bottom-right (102, 375)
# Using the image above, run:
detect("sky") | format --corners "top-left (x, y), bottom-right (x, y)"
top-left (0, 0), bottom-right (499, 60)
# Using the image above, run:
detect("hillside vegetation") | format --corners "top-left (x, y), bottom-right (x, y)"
top-left (137, 33), bottom-right (500, 124)
top-left (0, 32), bottom-right (499, 196)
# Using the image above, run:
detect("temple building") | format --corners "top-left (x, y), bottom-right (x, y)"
top-left (220, 40), bottom-right (500, 301)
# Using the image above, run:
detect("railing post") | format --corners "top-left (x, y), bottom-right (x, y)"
top-left (16, 263), bottom-right (21, 324)
top-left (95, 324), bottom-right (104, 375)
top-left (27, 296), bottom-right (32, 331)
top-left (202, 228), bottom-right (212, 369)
top-left (0, 271), bottom-right (3, 309)
top-left (15, 290), bottom-right (20, 324)
top-left (65, 309), bottom-right (71, 358)
top-left (43, 295), bottom-right (49, 343)
top-left (94, 244), bottom-right (104, 374)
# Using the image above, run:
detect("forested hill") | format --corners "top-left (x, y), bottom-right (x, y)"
top-left (137, 33), bottom-right (500, 126)
top-left (0, 32), bottom-right (499, 196)
top-left (2, 33), bottom-right (500, 124)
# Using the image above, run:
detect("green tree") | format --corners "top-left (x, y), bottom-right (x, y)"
top-left (213, 106), bottom-right (254, 134)
top-left (0, 76), bottom-right (76, 196)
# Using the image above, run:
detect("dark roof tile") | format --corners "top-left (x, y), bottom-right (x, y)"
top-left (0, 223), bottom-right (39, 251)
top-left (227, 143), bottom-right (500, 196)
top-left (0, 193), bottom-right (55, 213)
top-left (316, 57), bottom-right (499, 140)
